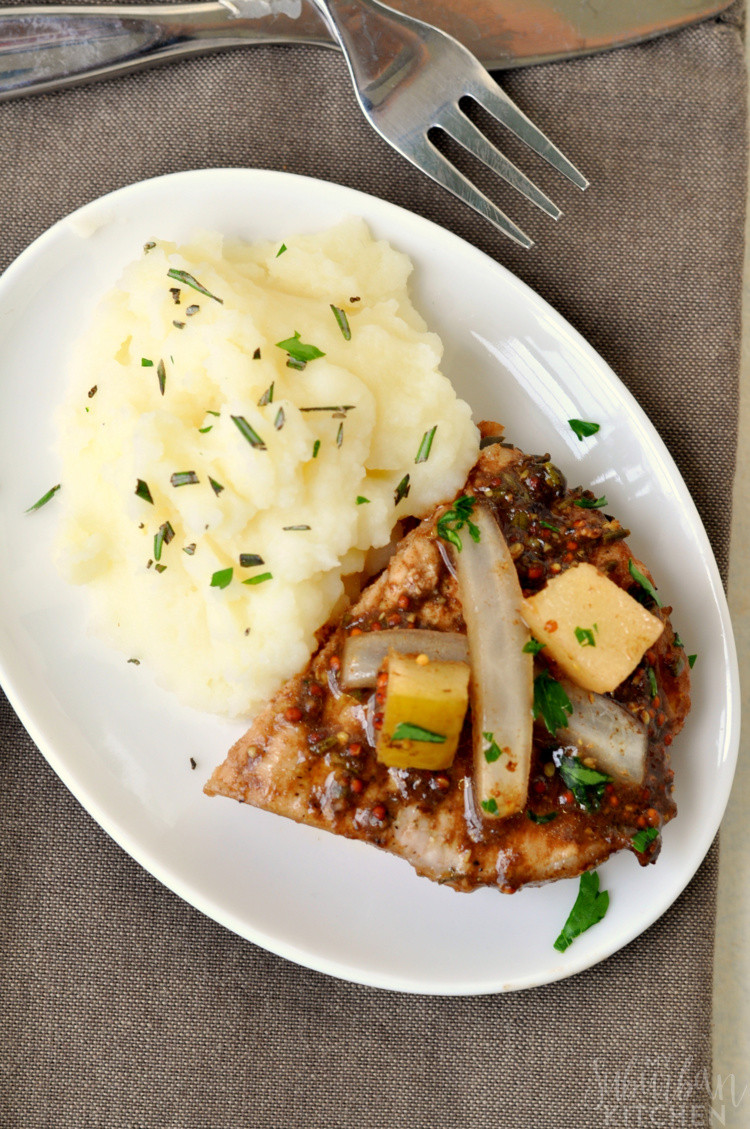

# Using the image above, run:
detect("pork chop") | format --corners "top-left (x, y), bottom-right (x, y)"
top-left (205, 424), bottom-right (690, 893)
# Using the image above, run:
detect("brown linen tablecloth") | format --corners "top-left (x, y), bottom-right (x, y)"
top-left (0, 3), bottom-right (745, 1126)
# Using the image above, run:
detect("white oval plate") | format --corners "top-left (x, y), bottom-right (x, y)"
top-left (0, 169), bottom-right (738, 994)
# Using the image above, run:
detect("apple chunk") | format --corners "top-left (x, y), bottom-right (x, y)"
top-left (377, 654), bottom-right (470, 770)
top-left (521, 561), bottom-right (664, 694)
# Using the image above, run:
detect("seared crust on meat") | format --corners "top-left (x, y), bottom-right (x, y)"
top-left (206, 425), bottom-right (690, 893)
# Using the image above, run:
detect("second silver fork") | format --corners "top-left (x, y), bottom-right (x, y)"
top-left (310, 0), bottom-right (588, 248)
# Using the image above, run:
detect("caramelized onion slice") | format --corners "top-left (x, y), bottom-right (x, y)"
top-left (342, 630), bottom-right (468, 689)
top-left (557, 680), bottom-right (647, 785)
top-left (455, 505), bottom-right (533, 819)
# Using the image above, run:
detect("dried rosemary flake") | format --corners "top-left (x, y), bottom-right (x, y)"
top-left (170, 471), bottom-right (199, 487)
top-left (258, 383), bottom-right (274, 407)
top-left (166, 269), bottom-right (223, 304)
top-left (208, 476), bottom-right (224, 496)
top-left (415, 425), bottom-right (437, 464)
top-left (135, 479), bottom-right (154, 504)
top-left (157, 359), bottom-right (166, 396)
top-left (153, 521), bottom-right (174, 561)
top-left (26, 483), bottom-right (61, 513)
top-left (231, 415), bottom-right (267, 450)
top-left (330, 304), bottom-right (351, 340)
top-left (242, 571), bottom-right (273, 586)
top-left (300, 404), bottom-right (355, 414)
top-left (394, 474), bottom-right (411, 506)
top-left (239, 553), bottom-right (264, 568)
top-left (274, 407), bottom-right (285, 431)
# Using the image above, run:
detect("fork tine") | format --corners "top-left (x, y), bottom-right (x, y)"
top-left (468, 77), bottom-right (589, 191)
top-left (439, 103), bottom-right (561, 220)
top-left (403, 135), bottom-right (534, 249)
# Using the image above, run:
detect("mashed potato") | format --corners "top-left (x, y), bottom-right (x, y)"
top-left (55, 218), bottom-right (479, 716)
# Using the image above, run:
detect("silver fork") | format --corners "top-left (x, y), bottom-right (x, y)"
top-left (309, 0), bottom-right (588, 248)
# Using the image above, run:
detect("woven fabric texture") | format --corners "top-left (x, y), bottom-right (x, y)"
top-left (0, 2), bottom-right (745, 1126)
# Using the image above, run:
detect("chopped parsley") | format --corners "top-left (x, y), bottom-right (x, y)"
top-left (330, 304), bottom-right (351, 340)
top-left (166, 268), bottom-right (223, 304)
top-left (436, 495), bottom-right (480, 552)
top-left (632, 827), bottom-right (659, 853)
top-left (523, 638), bottom-right (546, 656)
top-left (556, 754), bottom-right (611, 811)
top-left (26, 483), bottom-right (61, 513)
top-left (231, 415), bottom-right (267, 450)
top-left (539, 520), bottom-right (560, 533)
top-left (553, 870), bottom-right (609, 952)
top-left (141, 358), bottom-right (154, 367)
top-left (415, 426), bottom-right (437, 464)
top-left (574, 495), bottom-right (607, 510)
top-left (688, 654), bottom-right (697, 669)
top-left (208, 476), bottom-right (224, 496)
top-left (568, 418), bottom-right (600, 441)
top-left (210, 567), bottom-right (233, 589)
top-left (533, 671), bottom-right (573, 734)
top-left (481, 798), bottom-right (499, 815)
top-left (276, 243), bottom-right (287, 257)
top-left (646, 665), bottom-right (658, 698)
top-left (394, 474), bottom-right (411, 506)
top-left (628, 558), bottom-right (663, 607)
top-left (356, 496), bottom-right (370, 505)
top-left (391, 722), bottom-right (446, 743)
top-left (574, 626), bottom-right (597, 647)
top-left (482, 732), bottom-right (503, 763)
top-left (275, 331), bottom-right (325, 369)
top-left (528, 811), bottom-right (557, 825)
top-left (312, 439), bottom-right (321, 459)
top-left (135, 479), bottom-right (153, 504)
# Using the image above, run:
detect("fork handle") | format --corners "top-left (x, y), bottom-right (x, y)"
top-left (0, 2), bottom-right (332, 100)
top-left (308, 0), bottom-right (414, 102)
